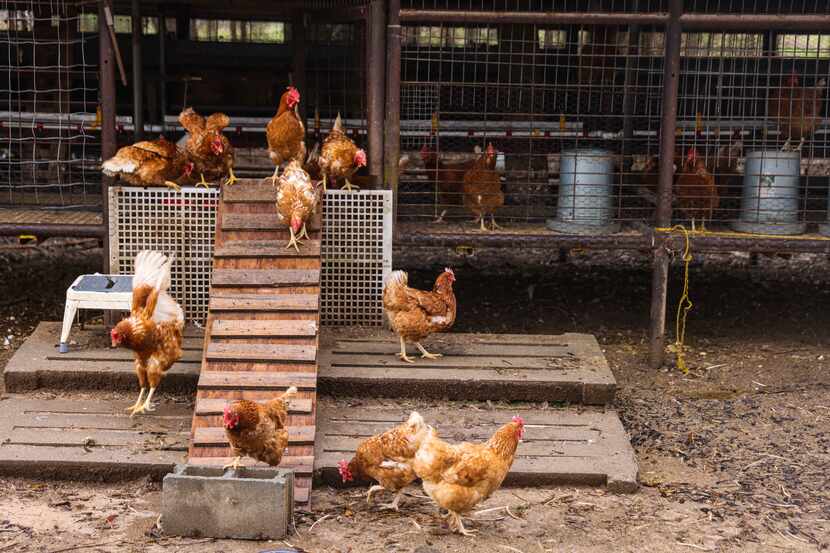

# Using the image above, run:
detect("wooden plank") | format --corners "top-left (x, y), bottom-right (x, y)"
top-left (211, 319), bottom-right (318, 338)
top-left (223, 213), bottom-right (323, 232)
top-left (15, 414), bottom-right (190, 432)
top-left (321, 424), bottom-right (599, 443)
top-left (329, 342), bottom-right (573, 357)
top-left (47, 349), bottom-right (202, 363)
top-left (210, 294), bottom-right (319, 312)
top-left (8, 428), bottom-right (188, 449)
top-left (321, 353), bottom-right (579, 373)
top-left (197, 371), bottom-right (317, 390)
top-left (206, 342), bottom-right (316, 363)
top-left (212, 268), bottom-right (320, 287)
top-left (195, 397), bottom-right (312, 415)
top-left (192, 426), bottom-right (315, 446)
top-left (223, 180), bottom-right (277, 203)
top-left (215, 240), bottom-right (322, 258)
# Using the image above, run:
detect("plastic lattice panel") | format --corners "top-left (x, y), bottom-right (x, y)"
top-left (321, 190), bottom-right (393, 326)
top-left (109, 186), bottom-right (219, 324)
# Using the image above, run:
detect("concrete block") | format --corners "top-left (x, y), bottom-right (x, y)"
top-left (161, 464), bottom-right (294, 540)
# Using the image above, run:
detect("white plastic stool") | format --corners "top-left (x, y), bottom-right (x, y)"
top-left (60, 274), bottom-right (133, 353)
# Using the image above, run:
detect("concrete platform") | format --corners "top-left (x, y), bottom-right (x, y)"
top-left (319, 328), bottom-right (616, 404)
top-left (315, 403), bottom-right (638, 493)
top-left (3, 322), bottom-right (203, 393)
top-left (0, 396), bottom-right (189, 480)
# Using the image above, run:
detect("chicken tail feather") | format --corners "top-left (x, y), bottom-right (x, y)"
top-left (101, 155), bottom-right (138, 176)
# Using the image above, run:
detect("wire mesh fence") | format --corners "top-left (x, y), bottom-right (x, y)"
top-left (0, 0), bottom-right (101, 209)
top-left (396, 1), bottom-right (830, 237)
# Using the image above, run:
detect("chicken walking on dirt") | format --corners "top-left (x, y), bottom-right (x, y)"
top-left (101, 136), bottom-right (194, 191)
top-left (319, 113), bottom-right (367, 192)
top-left (338, 411), bottom-right (429, 511)
top-left (275, 160), bottom-right (323, 252)
top-left (179, 108), bottom-right (237, 187)
top-left (383, 268), bottom-right (457, 363)
top-left (413, 416), bottom-right (525, 536)
top-left (110, 251), bottom-right (184, 417)
top-left (267, 86), bottom-right (306, 183)
top-left (222, 387), bottom-right (298, 471)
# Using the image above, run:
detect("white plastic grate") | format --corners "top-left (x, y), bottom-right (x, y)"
top-left (110, 186), bottom-right (392, 326)
top-left (109, 186), bottom-right (219, 323)
top-left (321, 190), bottom-right (393, 326)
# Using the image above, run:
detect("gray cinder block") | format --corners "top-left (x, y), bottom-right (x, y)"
top-left (161, 464), bottom-right (294, 540)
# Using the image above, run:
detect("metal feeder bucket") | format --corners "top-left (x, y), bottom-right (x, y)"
top-left (731, 150), bottom-right (805, 235)
top-left (547, 148), bottom-right (619, 235)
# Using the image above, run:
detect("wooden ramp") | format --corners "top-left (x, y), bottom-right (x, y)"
top-left (187, 178), bottom-right (321, 507)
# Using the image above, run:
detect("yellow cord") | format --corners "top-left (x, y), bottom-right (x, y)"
top-left (654, 227), bottom-right (830, 241)
top-left (666, 225), bottom-right (693, 374)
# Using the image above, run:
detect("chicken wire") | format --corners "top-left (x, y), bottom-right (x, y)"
top-left (396, 1), bottom-right (830, 236)
top-left (321, 190), bottom-right (393, 326)
top-left (1, 0), bottom-right (101, 208)
top-left (108, 186), bottom-right (219, 324)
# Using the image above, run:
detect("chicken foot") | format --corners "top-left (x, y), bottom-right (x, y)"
top-left (433, 209), bottom-right (448, 224)
top-left (125, 388), bottom-right (147, 413)
top-left (196, 173), bottom-right (211, 189)
top-left (163, 180), bottom-right (181, 192)
top-left (285, 227), bottom-right (302, 253)
top-left (366, 484), bottom-right (385, 505)
top-left (489, 214), bottom-right (502, 231)
top-left (397, 336), bottom-right (416, 364)
top-left (377, 490), bottom-right (405, 512)
top-left (271, 165), bottom-right (281, 186)
top-left (224, 167), bottom-right (238, 187)
top-left (223, 457), bottom-right (243, 472)
top-left (415, 342), bottom-right (442, 360)
top-left (340, 178), bottom-right (360, 192)
top-left (297, 223), bottom-right (310, 241)
top-left (448, 511), bottom-right (477, 537)
top-left (129, 386), bottom-right (157, 417)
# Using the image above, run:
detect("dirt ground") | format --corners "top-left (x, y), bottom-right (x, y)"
top-left (0, 242), bottom-right (828, 553)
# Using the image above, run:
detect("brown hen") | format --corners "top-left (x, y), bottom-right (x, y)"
top-left (769, 72), bottom-right (827, 151)
top-left (101, 136), bottom-right (194, 191)
top-left (462, 143), bottom-right (504, 231)
top-left (675, 147), bottom-right (718, 232)
top-left (338, 411), bottom-right (429, 511)
top-left (383, 268), bottom-right (456, 363)
top-left (413, 416), bottom-right (525, 536)
top-left (319, 113), bottom-right (367, 191)
top-left (267, 86), bottom-right (306, 183)
top-left (110, 251), bottom-right (184, 417)
top-left (275, 160), bottom-right (322, 251)
top-left (179, 108), bottom-right (236, 187)
top-left (221, 387), bottom-right (298, 470)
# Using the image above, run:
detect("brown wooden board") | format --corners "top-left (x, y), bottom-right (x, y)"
top-left (3, 322), bottom-right (201, 393)
top-left (212, 268), bottom-right (321, 287)
top-left (215, 240), bottom-right (322, 259)
top-left (314, 401), bottom-right (638, 493)
top-left (0, 396), bottom-right (189, 481)
top-left (319, 329), bottom-right (616, 405)
top-left (187, 178), bottom-right (322, 509)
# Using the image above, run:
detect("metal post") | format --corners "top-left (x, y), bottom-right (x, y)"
top-left (649, 0), bottom-right (682, 370)
top-left (131, 0), bottom-right (143, 140)
top-left (100, 0), bottom-right (117, 320)
top-left (159, 9), bottom-right (167, 132)
top-left (292, 12), bottom-right (307, 123)
top-left (384, 0), bottom-right (401, 220)
top-left (621, 25), bottom-right (640, 161)
top-left (368, 0), bottom-right (386, 182)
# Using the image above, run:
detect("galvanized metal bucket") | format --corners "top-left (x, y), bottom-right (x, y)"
top-left (547, 148), bottom-right (619, 235)
top-left (732, 150), bottom-right (805, 235)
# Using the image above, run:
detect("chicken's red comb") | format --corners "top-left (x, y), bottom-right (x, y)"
top-left (512, 415), bottom-right (525, 427)
top-left (486, 142), bottom-right (496, 153)
top-left (687, 147), bottom-right (698, 160)
top-left (337, 459), bottom-right (353, 482)
top-left (444, 267), bottom-right (455, 277)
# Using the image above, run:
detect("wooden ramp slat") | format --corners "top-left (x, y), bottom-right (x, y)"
top-left (210, 293), bottom-right (319, 312)
top-left (195, 397), bottom-right (313, 415)
top-left (212, 319), bottom-right (318, 338)
top-left (188, 177), bottom-right (321, 509)
top-left (206, 342), bottom-right (317, 363)
top-left (215, 240), bottom-right (322, 258)
top-left (212, 268), bottom-right (321, 287)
